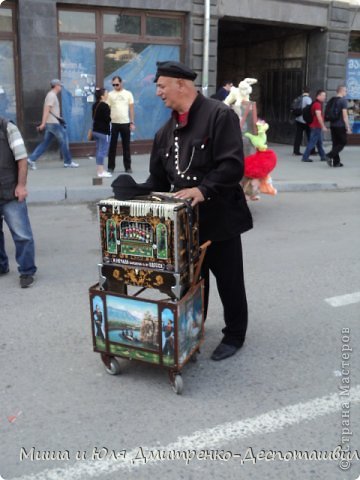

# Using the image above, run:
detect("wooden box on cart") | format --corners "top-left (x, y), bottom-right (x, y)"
top-left (97, 196), bottom-right (199, 299)
top-left (89, 280), bottom-right (204, 393)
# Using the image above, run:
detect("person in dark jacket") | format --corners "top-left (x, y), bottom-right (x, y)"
top-left (211, 80), bottom-right (233, 101)
top-left (325, 85), bottom-right (352, 167)
top-left (145, 61), bottom-right (253, 361)
top-left (293, 86), bottom-right (313, 156)
top-left (92, 88), bottom-right (112, 178)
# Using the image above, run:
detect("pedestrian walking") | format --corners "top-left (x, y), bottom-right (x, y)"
top-left (27, 79), bottom-right (79, 170)
top-left (107, 76), bottom-right (135, 174)
top-left (211, 80), bottom-right (233, 101)
top-left (0, 117), bottom-right (37, 288)
top-left (301, 89), bottom-right (328, 163)
top-left (143, 61), bottom-right (253, 361)
top-left (292, 86), bottom-right (313, 156)
top-left (326, 85), bottom-right (352, 167)
top-left (92, 88), bottom-right (112, 178)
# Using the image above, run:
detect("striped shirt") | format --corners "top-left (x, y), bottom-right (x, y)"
top-left (6, 121), bottom-right (28, 161)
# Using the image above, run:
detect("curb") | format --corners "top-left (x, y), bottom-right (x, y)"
top-left (275, 182), bottom-right (338, 192)
top-left (27, 186), bottom-right (112, 204)
top-left (65, 186), bottom-right (113, 203)
top-left (27, 187), bottom-right (66, 203)
top-left (26, 182), bottom-right (360, 204)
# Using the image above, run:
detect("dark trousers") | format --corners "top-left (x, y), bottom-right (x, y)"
top-left (293, 121), bottom-right (317, 154)
top-left (201, 236), bottom-right (248, 348)
top-left (328, 126), bottom-right (347, 166)
top-left (294, 121), bottom-right (310, 154)
top-left (108, 123), bottom-right (131, 171)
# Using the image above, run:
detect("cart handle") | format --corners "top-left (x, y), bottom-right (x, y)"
top-left (192, 240), bottom-right (211, 286)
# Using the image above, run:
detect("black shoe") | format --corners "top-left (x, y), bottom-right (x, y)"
top-left (320, 157), bottom-right (327, 162)
top-left (211, 342), bottom-right (239, 361)
top-left (333, 163), bottom-right (344, 167)
top-left (293, 152), bottom-right (302, 156)
top-left (20, 274), bottom-right (34, 288)
top-left (0, 267), bottom-right (9, 275)
top-left (326, 155), bottom-right (333, 167)
top-left (301, 159), bottom-right (313, 162)
top-left (125, 168), bottom-right (133, 174)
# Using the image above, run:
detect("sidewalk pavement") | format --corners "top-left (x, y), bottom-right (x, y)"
top-left (26, 142), bottom-right (360, 204)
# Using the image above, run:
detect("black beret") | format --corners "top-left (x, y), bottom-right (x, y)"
top-left (111, 174), bottom-right (151, 200)
top-left (154, 61), bottom-right (197, 82)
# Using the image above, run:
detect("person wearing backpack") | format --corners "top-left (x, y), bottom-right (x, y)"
top-left (302, 89), bottom-right (328, 163)
top-left (292, 86), bottom-right (314, 156)
top-left (325, 85), bottom-right (352, 167)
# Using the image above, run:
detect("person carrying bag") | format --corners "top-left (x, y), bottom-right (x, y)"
top-left (91, 88), bottom-right (112, 178)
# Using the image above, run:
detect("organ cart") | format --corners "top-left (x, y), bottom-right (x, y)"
top-left (89, 195), bottom-right (209, 394)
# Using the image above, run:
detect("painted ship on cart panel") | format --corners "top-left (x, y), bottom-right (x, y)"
top-left (106, 295), bottom-right (159, 352)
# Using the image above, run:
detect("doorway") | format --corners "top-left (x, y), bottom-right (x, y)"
top-left (216, 19), bottom-right (310, 144)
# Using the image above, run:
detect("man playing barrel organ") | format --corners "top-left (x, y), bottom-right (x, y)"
top-left (113, 61), bottom-right (253, 361)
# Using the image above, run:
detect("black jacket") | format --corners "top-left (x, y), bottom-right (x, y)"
top-left (145, 93), bottom-right (253, 242)
top-left (92, 101), bottom-right (111, 135)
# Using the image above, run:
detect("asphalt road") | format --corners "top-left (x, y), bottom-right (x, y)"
top-left (1, 191), bottom-right (359, 480)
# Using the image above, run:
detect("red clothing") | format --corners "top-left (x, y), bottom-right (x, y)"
top-left (177, 111), bottom-right (189, 126)
top-left (244, 150), bottom-right (277, 178)
top-left (309, 100), bottom-right (324, 129)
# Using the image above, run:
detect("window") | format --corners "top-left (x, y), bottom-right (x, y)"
top-left (60, 40), bottom-right (96, 142)
top-left (346, 56), bottom-right (360, 133)
top-left (103, 42), bottom-right (145, 77)
top-left (0, 8), bottom-right (12, 32)
top-left (0, 7), bottom-right (17, 122)
top-left (349, 34), bottom-right (360, 53)
top-left (146, 17), bottom-right (181, 38)
top-left (59, 11), bottom-right (96, 34)
top-left (103, 42), bottom-right (180, 139)
top-left (347, 35), bottom-right (360, 133)
top-left (103, 14), bottom-right (141, 36)
top-left (58, 8), bottom-right (183, 143)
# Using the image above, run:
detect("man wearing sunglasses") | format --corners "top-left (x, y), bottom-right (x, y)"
top-left (107, 76), bottom-right (135, 174)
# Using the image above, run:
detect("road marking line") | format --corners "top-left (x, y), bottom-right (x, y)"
top-left (11, 385), bottom-right (360, 480)
top-left (325, 291), bottom-right (360, 307)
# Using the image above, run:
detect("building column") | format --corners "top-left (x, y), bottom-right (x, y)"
top-left (190, 0), bottom-right (218, 95)
top-left (326, 1), bottom-right (351, 93)
top-left (18, 0), bottom-right (58, 146)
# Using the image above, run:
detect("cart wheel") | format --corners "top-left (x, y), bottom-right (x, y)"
top-left (172, 375), bottom-right (183, 395)
top-left (104, 357), bottom-right (121, 376)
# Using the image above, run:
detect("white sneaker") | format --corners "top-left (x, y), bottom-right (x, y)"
top-left (98, 171), bottom-right (112, 178)
top-left (27, 159), bottom-right (37, 170)
top-left (64, 162), bottom-right (79, 168)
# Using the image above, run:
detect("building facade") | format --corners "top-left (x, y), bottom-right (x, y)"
top-left (0, 0), bottom-right (359, 154)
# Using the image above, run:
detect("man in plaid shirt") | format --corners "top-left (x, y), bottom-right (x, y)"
top-left (0, 117), bottom-right (37, 288)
